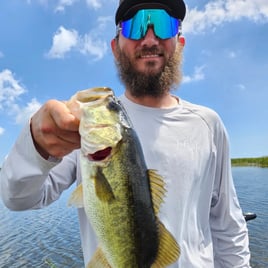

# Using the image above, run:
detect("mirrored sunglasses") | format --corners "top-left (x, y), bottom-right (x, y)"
top-left (117, 9), bottom-right (181, 40)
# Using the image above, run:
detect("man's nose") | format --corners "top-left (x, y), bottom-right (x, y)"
top-left (140, 26), bottom-right (159, 46)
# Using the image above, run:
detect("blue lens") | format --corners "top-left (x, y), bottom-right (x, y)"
top-left (120, 9), bottom-right (180, 40)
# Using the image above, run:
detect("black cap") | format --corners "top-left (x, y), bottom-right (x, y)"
top-left (115, 0), bottom-right (186, 25)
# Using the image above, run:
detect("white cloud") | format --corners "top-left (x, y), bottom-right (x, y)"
top-left (46, 26), bottom-right (79, 59)
top-left (85, 0), bottom-right (102, 9)
top-left (0, 127), bottom-right (4, 136)
top-left (54, 0), bottom-right (106, 12)
top-left (0, 69), bottom-right (41, 125)
top-left (183, 65), bottom-right (206, 84)
top-left (14, 98), bottom-right (41, 125)
top-left (97, 16), bottom-right (114, 30)
top-left (27, 0), bottom-right (49, 6)
top-left (78, 16), bottom-right (111, 60)
top-left (46, 16), bottom-right (112, 60)
top-left (55, 0), bottom-right (78, 12)
top-left (0, 69), bottom-right (26, 109)
top-left (29, 0), bottom-right (113, 11)
top-left (184, 0), bottom-right (268, 34)
top-left (0, 51), bottom-right (4, 58)
top-left (79, 34), bottom-right (108, 60)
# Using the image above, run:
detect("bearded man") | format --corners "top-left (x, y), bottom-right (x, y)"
top-left (0, 0), bottom-right (251, 267)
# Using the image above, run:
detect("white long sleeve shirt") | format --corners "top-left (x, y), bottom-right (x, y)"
top-left (0, 95), bottom-right (251, 267)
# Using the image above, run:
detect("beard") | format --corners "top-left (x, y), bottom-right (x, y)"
top-left (114, 43), bottom-right (183, 98)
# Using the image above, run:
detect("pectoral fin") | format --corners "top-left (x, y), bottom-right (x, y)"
top-left (87, 247), bottom-right (112, 268)
top-left (94, 167), bottom-right (115, 202)
top-left (68, 183), bottom-right (84, 208)
top-left (152, 221), bottom-right (180, 267)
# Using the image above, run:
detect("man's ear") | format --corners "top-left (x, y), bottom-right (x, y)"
top-left (111, 38), bottom-right (119, 60)
top-left (178, 35), bottom-right (185, 47)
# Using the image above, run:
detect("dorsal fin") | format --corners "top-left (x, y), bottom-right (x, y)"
top-left (147, 169), bottom-right (166, 215)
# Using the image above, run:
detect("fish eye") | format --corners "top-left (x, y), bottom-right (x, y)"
top-left (107, 99), bottom-right (121, 112)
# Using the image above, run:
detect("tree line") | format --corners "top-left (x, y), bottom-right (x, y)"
top-left (231, 156), bottom-right (268, 167)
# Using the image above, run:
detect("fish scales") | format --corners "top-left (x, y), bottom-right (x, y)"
top-left (68, 87), bottom-right (180, 268)
top-left (83, 111), bottom-right (158, 267)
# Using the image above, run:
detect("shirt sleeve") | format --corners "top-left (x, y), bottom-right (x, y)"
top-left (0, 123), bottom-right (78, 211)
top-left (209, 120), bottom-right (251, 267)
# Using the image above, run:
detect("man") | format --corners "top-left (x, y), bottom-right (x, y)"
top-left (0, 0), bottom-right (251, 267)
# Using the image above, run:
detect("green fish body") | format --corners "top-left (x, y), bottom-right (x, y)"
top-left (68, 87), bottom-right (180, 268)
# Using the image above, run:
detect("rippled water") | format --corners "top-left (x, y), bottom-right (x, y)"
top-left (0, 185), bottom-right (84, 268)
top-left (0, 167), bottom-right (267, 267)
top-left (233, 167), bottom-right (268, 268)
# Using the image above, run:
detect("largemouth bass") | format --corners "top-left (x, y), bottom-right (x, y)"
top-left (68, 87), bottom-right (180, 268)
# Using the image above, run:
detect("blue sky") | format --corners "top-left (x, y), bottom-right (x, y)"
top-left (0, 0), bottom-right (267, 165)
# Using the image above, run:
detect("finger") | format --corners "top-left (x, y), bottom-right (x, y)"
top-left (45, 138), bottom-right (80, 158)
top-left (31, 100), bottom-right (81, 159)
top-left (37, 130), bottom-right (80, 158)
top-left (48, 100), bottom-right (80, 132)
top-left (56, 129), bottom-right (81, 146)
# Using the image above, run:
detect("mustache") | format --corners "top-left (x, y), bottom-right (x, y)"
top-left (135, 46), bottom-right (165, 58)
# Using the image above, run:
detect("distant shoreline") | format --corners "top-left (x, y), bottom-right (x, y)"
top-left (231, 156), bottom-right (268, 168)
top-left (1, 157), bottom-right (268, 170)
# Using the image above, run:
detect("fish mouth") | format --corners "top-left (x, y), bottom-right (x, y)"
top-left (87, 147), bottom-right (112, 161)
top-left (76, 87), bottom-right (113, 103)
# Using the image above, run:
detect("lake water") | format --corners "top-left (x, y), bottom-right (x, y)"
top-left (232, 167), bottom-right (268, 268)
top-left (0, 167), bottom-right (267, 267)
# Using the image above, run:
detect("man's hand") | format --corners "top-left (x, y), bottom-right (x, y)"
top-left (30, 100), bottom-right (81, 159)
